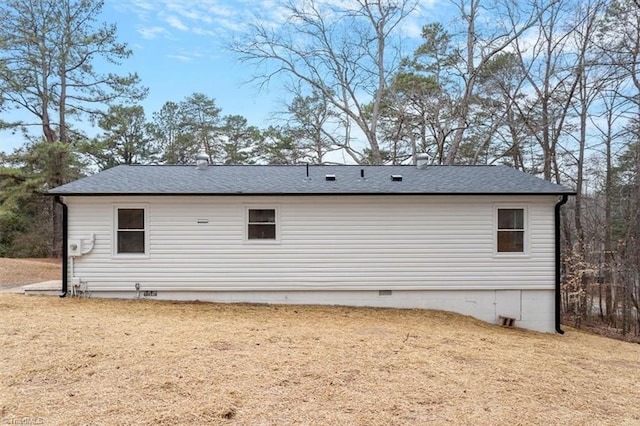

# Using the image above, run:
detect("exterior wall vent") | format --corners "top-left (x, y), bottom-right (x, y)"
top-left (498, 316), bottom-right (516, 327)
top-left (325, 174), bottom-right (336, 181)
top-left (379, 290), bottom-right (392, 296)
top-left (391, 175), bottom-right (403, 182)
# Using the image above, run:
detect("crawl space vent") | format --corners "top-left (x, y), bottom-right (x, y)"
top-left (498, 316), bottom-right (515, 327)
top-left (325, 174), bottom-right (336, 181)
top-left (391, 174), bottom-right (403, 182)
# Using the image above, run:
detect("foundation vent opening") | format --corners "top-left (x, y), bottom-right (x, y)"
top-left (498, 316), bottom-right (516, 327)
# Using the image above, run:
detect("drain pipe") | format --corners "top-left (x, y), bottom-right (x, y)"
top-left (54, 196), bottom-right (68, 298)
top-left (555, 194), bottom-right (569, 334)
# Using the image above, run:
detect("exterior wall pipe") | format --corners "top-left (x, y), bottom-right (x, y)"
top-left (54, 196), bottom-right (68, 297)
top-left (555, 194), bottom-right (569, 334)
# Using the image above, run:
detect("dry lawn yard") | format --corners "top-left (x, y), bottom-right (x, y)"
top-left (0, 258), bottom-right (60, 289)
top-left (1, 295), bottom-right (639, 425)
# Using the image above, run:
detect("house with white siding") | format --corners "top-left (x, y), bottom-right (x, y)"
top-left (49, 158), bottom-right (574, 333)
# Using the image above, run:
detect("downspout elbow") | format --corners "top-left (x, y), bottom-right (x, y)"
top-left (54, 196), bottom-right (68, 298)
top-left (555, 194), bottom-right (569, 334)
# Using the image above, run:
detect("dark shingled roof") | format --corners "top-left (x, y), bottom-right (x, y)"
top-left (48, 164), bottom-right (575, 196)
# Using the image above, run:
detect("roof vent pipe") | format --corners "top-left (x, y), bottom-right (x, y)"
top-left (196, 152), bottom-right (209, 170)
top-left (303, 163), bottom-right (312, 181)
top-left (416, 153), bottom-right (429, 169)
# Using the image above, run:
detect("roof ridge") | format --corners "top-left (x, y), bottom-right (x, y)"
top-left (123, 163), bottom-right (498, 167)
top-left (48, 163), bottom-right (575, 195)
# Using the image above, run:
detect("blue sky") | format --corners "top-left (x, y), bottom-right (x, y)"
top-left (1, 0), bottom-right (440, 154)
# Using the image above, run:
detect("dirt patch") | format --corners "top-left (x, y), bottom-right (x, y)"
top-left (0, 258), bottom-right (61, 289)
top-left (1, 295), bottom-right (639, 425)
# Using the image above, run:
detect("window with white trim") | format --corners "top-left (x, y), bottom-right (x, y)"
top-left (497, 208), bottom-right (525, 253)
top-left (116, 208), bottom-right (146, 254)
top-left (247, 208), bottom-right (277, 240)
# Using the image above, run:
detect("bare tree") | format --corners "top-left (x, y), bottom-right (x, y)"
top-left (596, 0), bottom-right (640, 335)
top-left (391, 0), bottom-right (555, 165)
top-left (509, 0), bottom-right (582, 182)
top-left (590, 78), bottom-right (627, 324)
top-left (440, 0), bottom-right (556, 164)
top-left (230, 0), bottom-right (417, 164)
top-left (567, 0), bottom-right (608, 254)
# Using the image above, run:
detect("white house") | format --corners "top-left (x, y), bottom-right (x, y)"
top-left (49, 160), bottom-right (574, 333)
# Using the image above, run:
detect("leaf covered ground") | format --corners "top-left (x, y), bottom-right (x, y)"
top-left (0, 258), bottom-right (60, 290)
top-left (1, 294), bottom-right (639, 425)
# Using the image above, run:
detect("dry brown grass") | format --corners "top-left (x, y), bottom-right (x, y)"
top-left (0, 258), bottom-right (61, 289)
top-left (1, 295), bottom-right (639, 425)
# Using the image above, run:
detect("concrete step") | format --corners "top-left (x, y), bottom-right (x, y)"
top-left (23, 280), bottom-right (62, 296)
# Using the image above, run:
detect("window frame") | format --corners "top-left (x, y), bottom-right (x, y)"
top-left (244, 206), bottom-right (280, 244)
top-left (494, 205), bottom-right (529, 256)
top-left (113, 205), bottom-right (149, 257)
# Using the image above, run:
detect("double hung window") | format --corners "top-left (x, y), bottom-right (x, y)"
top-left (497, 208), bottom-right (525, 253)
top-left (116, 208), bottom-right (146, 254)
top-left (247, 208), bottom-right (277, 240)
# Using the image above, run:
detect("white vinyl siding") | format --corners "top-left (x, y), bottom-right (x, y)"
top-left (66, 195), bottom-right (556, 292)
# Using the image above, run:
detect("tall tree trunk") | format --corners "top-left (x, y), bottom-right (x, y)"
top-left (574, 68), bottom-right (587, 255)
top-left (603, 111), bottom-right (614, 323)
top-left (445, 0), bottom-right (477, 165)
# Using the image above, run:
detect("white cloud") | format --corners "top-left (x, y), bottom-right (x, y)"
top-left (418, 0), bottom-right (441, 7)
top-left (167, 6), bottom-right (202, 22)
top-left (114, 0), bottom-right (157, 21)
top-left (193, 27), bottom-right (217, 37)
top-left (131, 0), bottom-right (154, 11)
top-left (137, 26), bottom-right (170, 40)
top-left (400, 18), bottom-right (424, 39)
top-left (166, 47), bottom-right (209, 63)
top-left (167, 54), bottom-right (192, 62)
top-left (205, 3), bottom-right (234, 19)
top-left (122, 0), bottom-right (249, 38)
top-left (124, 0), bottom-right (436, 43)
top-left (164, 15), bottom-right (189, 31)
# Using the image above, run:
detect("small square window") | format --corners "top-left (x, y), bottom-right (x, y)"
top-left (247, 208), bottom-right (277, 240)
top-left (497, 208), bottom-right (525, 253)
top-left (116, 208), bottom-right (146, 254)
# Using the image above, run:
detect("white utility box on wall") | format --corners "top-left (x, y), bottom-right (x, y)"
top-left (68, 240), bottom-right (83, 257)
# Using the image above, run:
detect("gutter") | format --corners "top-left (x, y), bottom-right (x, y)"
top-left (54, 196), bottom-right (68, 298)
top-left (555, 194), bottom-right (569, 334)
